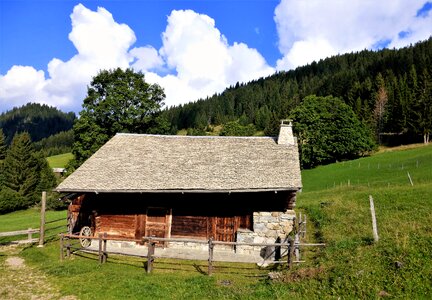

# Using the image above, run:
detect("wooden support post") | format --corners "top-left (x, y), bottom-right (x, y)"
top-left (60, 234), bottom-right (64, 261)
top-left (287, 236), bottom-right (294, 269)
top-left (98, 233), bottom-right (103, 264)
top-left (294, 234), bottom-right (300, 261)
top-left (369, 195), bottom-right (379, 242)
top-left (299, 212), bottom-right (302, 232)
top-left (147, 238), bottom-right (155, 274)
top-left (208, 237), bottom-right (214, 276)
top-left (303, 215), bottom-right (307, 238)
top-left (103, 233), bottom-right (108, 263)
top-left (38, 191), bottom-right (46, 247)
top-left (66, 238), bottom-right (71, 258)
top-left (28, 228), bottom-right (32, 242)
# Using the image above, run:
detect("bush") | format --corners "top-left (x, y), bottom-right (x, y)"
top-left (0, 188), bottom-right (26, 214)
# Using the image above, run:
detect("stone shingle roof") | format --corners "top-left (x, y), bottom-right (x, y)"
top-left (56, 133), bottom-right (302, 193)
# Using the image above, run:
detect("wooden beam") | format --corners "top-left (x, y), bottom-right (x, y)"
top-left (147, 238), bottom-right (155, 274)
top-left (38, 191), bottom-right (46, 247)
top-left (287, 236), bottom-right (294, 269)
top-left (56, 187), bottom-right (301, 194)
top-left (60, 234), bottom-right (64, 261)
top-left (208, 237), bottom-right (214, 276)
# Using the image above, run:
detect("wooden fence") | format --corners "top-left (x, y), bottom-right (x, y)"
top-left (0, 228), bottom-right (39, 244)
top-left (0, 192), bottom-right (65, 245)
top-left (59, 233), bottom-right (325, 275)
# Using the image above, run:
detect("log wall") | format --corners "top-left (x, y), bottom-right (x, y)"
top-left (67, 190), bottom-right (296, 243)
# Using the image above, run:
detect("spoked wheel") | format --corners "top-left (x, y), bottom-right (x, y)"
top-left (79, 226), bottom-right (92, 248)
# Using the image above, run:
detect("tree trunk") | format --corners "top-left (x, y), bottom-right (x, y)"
top-left (424, 133), bottom-right (430, 144)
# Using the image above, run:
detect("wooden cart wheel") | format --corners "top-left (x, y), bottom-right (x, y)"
top-left (79, 226), bottom-right (92, 248)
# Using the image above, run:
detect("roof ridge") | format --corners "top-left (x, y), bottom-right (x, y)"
top-left (115, 133), bottom-right (276, 139)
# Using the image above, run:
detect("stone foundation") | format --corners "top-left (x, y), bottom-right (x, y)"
top-left (236, 210), bottom-right (296, 258)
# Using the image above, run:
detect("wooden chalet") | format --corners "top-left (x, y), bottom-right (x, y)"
top-left (56, 121), bottom-right (302, 248)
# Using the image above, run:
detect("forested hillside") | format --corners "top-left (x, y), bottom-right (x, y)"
top-left (0, 103), bottom-right (76, 144)
top-left (163, 37), bottom-right (432, 144)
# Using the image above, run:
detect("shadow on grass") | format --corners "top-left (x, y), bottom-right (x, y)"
top-left (66, 248), bottom-right (271, 277)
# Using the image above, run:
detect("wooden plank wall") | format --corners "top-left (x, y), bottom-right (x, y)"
top-left (95, 215), bottom-right (136, 239)
top-left (171, 216), bottom-right (208, 238)
top-left (68, 190), bottom-right (295, 243)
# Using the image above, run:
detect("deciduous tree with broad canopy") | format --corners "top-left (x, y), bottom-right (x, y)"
top-left (290, 95), bottom-right (376, 169)
top-left (70, 68), bottom-right (167, 169)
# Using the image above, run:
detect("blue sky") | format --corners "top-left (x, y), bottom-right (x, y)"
top-left (0, 0), bottom-right (431, 113)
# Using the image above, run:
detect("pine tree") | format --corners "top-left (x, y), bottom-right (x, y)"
top-left (34, 151), bottom-right (57, 194)
top-left (0, 128), bottom-right (6, 160)
top-left (2, 132), bottom-right (40, 207)
top-left (417, 68), bottom-right (432, 143)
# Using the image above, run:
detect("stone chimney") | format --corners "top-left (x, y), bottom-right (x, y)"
top-left (277, 119), bottom-right (295, 145)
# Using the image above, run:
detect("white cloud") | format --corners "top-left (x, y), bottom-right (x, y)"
top-left (1, 4), bottom-right (137, 112)
top-left (0, 66), bottom-right (47, 103)
top-left (138, 10), bottom-right (274, 107)
top-left (274, 0), bottom-right (432, 70)
top-left (130, 46), bottom-right (164, 72)
top-left (0, 5), bottom-right (274, 112)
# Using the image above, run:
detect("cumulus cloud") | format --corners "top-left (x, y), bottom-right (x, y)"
top-left (0, 5), bottom-right (273, 112)
top-left (130, 46), bottom-right (164, 72)
top-left (1, 4), bottom-right (137, 112)
top-left (274, 0), bottom-right (432, 70)
top-left (142, 10), bottom-right (274, 107)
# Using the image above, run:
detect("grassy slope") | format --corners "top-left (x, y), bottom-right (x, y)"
top-left (46, 152), bottom-right (73, 168)
top-left (302, 143), bottom-right (432, 192)
top-left (3, 144), bottom-right (431, 298)
top-left (294, 143), bottom-right (432, 298)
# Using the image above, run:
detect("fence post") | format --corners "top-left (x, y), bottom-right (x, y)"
top-left (303, 215), bottom-right (307, 238)
top-left (66, 238), bottom-right (71, 258)
top-left (103, 232), bottom-right (108, 263)
top-left (369, 195), bottom-right (379, 242)
top-left (38, 191), bottom-right (46, 247)
top-left (27, 228), bottom-right (32, 242)
top-left (287, 236), bottom-right (294, 269)
top-left (407, 172), bottom-right (414, 186)
top-left (208, 237), bottom-right (214, 276)
top-left (147, 238), bottom-right (155, 274)
top-left (294, 233), bottom-right (300, 261)
top-left (98, 233), bottom-right (103, 264)
top-left (60, 234), bottom-right (64, 261)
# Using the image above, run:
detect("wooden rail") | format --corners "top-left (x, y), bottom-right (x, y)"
top-left (0, 228), bottom-right (39, 243)
top-left (59, 233), bottom-right (325, 275)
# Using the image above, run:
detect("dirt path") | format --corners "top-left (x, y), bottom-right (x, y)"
top-left (0, 245), bottom-right (77, 300)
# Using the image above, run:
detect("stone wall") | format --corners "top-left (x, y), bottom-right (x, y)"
top-left (236, 210), bottom-right (296, 257)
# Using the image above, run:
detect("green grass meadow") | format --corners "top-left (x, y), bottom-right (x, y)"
top-left (0, 208), bottom-right (66, 244)
top-left (2, 144), bottom-right (431, 299)
top-left (46, 152), bottom-right (73, 168)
